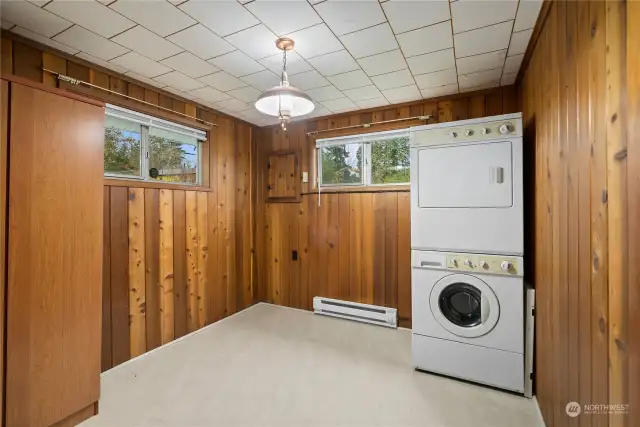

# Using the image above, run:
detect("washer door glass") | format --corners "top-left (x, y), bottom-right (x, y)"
top-left (439, 283), bottom-right (482, 327)
top-left (429, 274), bottom-right (500, 338)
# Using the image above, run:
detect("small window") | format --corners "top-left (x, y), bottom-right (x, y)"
top-left (317, 130), bottom-right (409, 187)
top-left (104, 105), bottom-right (205, 185)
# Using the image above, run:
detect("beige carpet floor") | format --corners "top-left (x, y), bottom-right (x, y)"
top-left (80, 303), bottom-right (543, 427)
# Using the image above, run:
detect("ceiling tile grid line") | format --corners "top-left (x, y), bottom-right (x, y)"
top-left (3, 0), bottom-right (543, 126)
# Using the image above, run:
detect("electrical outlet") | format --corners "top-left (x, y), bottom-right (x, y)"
top-left (302, 171), bottom-right (309, 183)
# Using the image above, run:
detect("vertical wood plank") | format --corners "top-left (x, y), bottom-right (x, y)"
top-left (12, 42), bottom-right (42, 82)
top-left (144, 189), bottom-right (161, 351)
top-left (372, 194), bottom-right (386, 306)
top-left (338, 193), bottom-right (351, 300)
top-left (110, 187), bottom-right (130, 366)
top-left (159, 189), bottom-right (175, 344)
top-left (298, 194), bottom-right (310, 309)
top-left (384, 192), bottom-right (398, 308)
top-left (42, 52), bottom-right (66, 88)
top-left (102, 187), bottom-right (112, 372)
top-left (469, 95), bottom-right (486, 118)
top-left (327, 195), bottom-right (340, 299)
top-left (172, 190), bottom-right (188, 338)
top-left (185, 191), bottom-right (199, 332)
top-left (128, 188), bottom-right (146, 358)
top-left (349, 193), bottom-right (363, 303)
top-left (1, 38), bottom-right (12, 75)
top-left (397, 192), bottom-right (411, 327)
top-left (361, 193), bottom-right (374, 304)
top-left (197, 192), bottom-right (209, 327)
top-left (316, 194), bottom-right (329, 298)
top-left (485, 89), bottom-right (503, 116)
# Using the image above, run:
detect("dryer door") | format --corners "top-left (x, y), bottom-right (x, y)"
top-left (429, 274), bottom-right (499, 338)
top-left (417, 141), bottom-right (513, 208)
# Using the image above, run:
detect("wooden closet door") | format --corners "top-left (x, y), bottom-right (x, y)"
top-left (5, 83), bottom-right (104, 427)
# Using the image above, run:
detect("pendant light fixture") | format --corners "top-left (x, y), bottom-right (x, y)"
top-left (255, 37), bottom-right (314, 130)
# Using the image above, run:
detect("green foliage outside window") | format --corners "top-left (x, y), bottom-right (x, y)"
top-left (371, 137), bottom-right (410, 184)
top-left (104, 126), bottom-right (141, 176)
top-left (320, 144), bottom-right (362, 184)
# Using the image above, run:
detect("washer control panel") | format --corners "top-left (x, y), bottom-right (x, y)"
top-left (445, 253), bottom-right (522, 276)
top-left (411, 117), bottom-right (523, 147)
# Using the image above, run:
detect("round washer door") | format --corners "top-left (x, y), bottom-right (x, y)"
top-left (429, 273), bottom-right (500, 338)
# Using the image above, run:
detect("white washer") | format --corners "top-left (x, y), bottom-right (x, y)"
top-left (411, 250), bottom-right (528, 393)
top-left (410, 113), bottom-right (524, 255)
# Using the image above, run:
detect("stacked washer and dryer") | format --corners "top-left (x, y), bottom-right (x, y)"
top-left (409, 113), bottom-right (534, 396)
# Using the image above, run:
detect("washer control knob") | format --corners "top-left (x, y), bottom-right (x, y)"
top-left (499, 123), bottom-right (513, 134)
top-left (501, 261), bottom-right (513, 271)
top-left (465, 129), bottom-right (474, 136)
top-left (464, 259), bottom-right (474, 268)
top-left (481, 127), bottom-right (490, 135)
top-left (451, 259), bottom-right (458, 267)
top-left (450, 131), bottom-right (458, 138)
top-left (479, 260), bottom-right (489, 269)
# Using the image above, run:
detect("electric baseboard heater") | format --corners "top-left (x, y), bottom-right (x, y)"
top-left (313, 297), bottom-right (398, 328)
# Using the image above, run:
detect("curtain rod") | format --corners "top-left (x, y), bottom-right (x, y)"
top-left (42, 68), bottom-right (218, 127)
top-left (306, 114), bottom-right (431, 136)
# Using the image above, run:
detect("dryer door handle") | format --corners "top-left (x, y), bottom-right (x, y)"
top-left (480, 294), bottom-right (490, 323)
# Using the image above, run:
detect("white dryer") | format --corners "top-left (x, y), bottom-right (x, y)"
top-left (410, 113), bottom-right (524, 255)
top-left (411, 250), bottom-right (531, 393)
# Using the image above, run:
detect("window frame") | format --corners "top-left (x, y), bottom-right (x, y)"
top-left (104, 104), bottom-right (205, 186)
top-left (316, 129), bottom-right (410, 188)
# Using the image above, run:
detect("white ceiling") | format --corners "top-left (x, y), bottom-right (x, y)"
top-left (1, 0), bottom-right (542, 127)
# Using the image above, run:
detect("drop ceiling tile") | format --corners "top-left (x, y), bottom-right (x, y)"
top-left (454, 21), bottom-right (512, 58)
top-left (199, 71), bottom-right (248, 91)
top-left (414, 68), bottom-right (458, 89)
top-left (513, 0), bottom-right (543, 32)
top-left (159, 51), bottom-right (218, 78)
top-left (343, 85), bottom-right (382, 102)
top-left (301, 106), bottom-right (331, 120)
top-left (458, 68), bottom-right (502, 91)
top-left (339, 23), bottom-right (398, 60)
top-left (240, 70), bottom-right (280, 91)
top-left (382, 0), bottom-right (450, 34)
top-left (450, 0), bottom-right (518, 34)
top-left (224, 24), bottom-right (280, 60)
top-left (245, 0), bottom-right (322, 35)
top-left (109, 0), bottom-right (195, 37)
top-left (238, 109), bottom-right (272, 125)
top-left (508, 29), bottom-right (533, 56)
top-left (305, 85), bottom-right (344, 102)
top-left (1, 0), bottom-right (71, 37)
top-left (112, 26), bottom-right (182, 61)
top-left (382, 84), bottom-right (421, 103)
top-left (45, 0), bottom-right (135, 38)
top-left (227, 86), bottom-right (261, 104)
top-left (307, 50), bottom-right (359, 77)
top-left (358, 49), bottom-right (407, 77)
top-left (208, 50), bottom-right (265, 77)
top-left (289, 70), bottom-right (330, 90)
top-left (110, 51), bottom-right (173, 78)
top-left (125, 71), bottom-right (167, 87)
top-left (1, 21), bottom-right (14, 30)
top-left (503, 53), bottom-right (524, 74)
top-left (420, 83), bottom-right (459, 99)
top-left (188, 85), bottom-right (230, 103)
top-left (25, 0), bottom-right (49, 6)
top-left (501, 72), bottom-right (517, 85)
top-left (54, 26), bottom-right (129, 61)
top-left (215, 98), bottom-right (252, 112)
top-left (286, 24), bottom-right (343, 59)
top-left (320, 97), bottom-right (358, 113)
top-left (396, 21), bottom-right (453, 57)
top-left (167, 24), bottom-right (235, 60)
top-left (355, 97), bottom-right (389, 109)
top-left (259, 51), bottom-right (312, 75)
top-left (456, 49), bottom-right (507, 75)
top-left (314, 0), bottom-right (386, 36)
top-left (11, 26), bottom-right (79, 55)
top-left (76, 52), bottom-right (128, 74)
top-left (406, 48), bottom-right (455, 75)
top-left (179, 0), bottom-right (259, 37)
top-left (153, 71), bottom-right (205, 92)
top-left (370, 69), bottom-right (415, 91)
top-left (327, 69), bottom-right (373, 91)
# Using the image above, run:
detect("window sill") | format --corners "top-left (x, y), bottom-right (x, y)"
top-left (104, 178), bottom-right (212, 192)
top-left (304, 184), bottom-right (410, 195)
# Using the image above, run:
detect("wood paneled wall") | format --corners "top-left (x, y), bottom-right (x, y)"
top-left (255, 87), bottom-right (518, 327)
top-left (1, 34), bottom-right (257, 371)
top-left (519, 1), bottom-right (638, 426)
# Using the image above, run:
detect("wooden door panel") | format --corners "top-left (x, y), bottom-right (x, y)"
top-left (5, 83), bottom-right (104, 427)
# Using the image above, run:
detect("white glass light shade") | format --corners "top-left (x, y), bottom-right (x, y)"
top-left (255, 86), bottom-right (314, 117)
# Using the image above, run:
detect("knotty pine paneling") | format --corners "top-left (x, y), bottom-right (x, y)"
top-left (255, 87), bottom-right (518, 327)
top-left (519, 1), bottom-right (638, 426)
top-left (1, 34), bottom-right (257, 372)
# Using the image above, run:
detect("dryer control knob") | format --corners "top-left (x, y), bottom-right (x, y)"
top-left (501, 261), bottom-right (513, 271)
top-left (479, 260), bottom-right (489, 269)
top-left (450, 131), bottom-right (458, 138)
top-left (464, 259), bottom-right (473, 268)
top-left (465, 129), bottom-right (474, 136)
top-left (499, 123), bottom-right (513, 134)
top-left (451, 259), bottom-right (458, 267)
top-left (481, 127), bottom-right (490, 135)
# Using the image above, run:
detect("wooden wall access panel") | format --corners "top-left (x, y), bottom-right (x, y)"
top-left (5, 82), bottom-right (104, 427)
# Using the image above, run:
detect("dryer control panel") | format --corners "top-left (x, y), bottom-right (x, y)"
top-left (411, 116), bottom-right (523, 147)
top-left (446, 253), bottom-right (522, 276)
